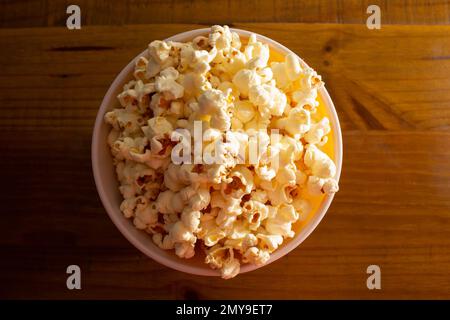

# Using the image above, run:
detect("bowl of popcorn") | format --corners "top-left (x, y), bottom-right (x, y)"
top-left (92, 25), bottom-right (342, 279)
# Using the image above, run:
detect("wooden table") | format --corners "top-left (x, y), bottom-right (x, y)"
top-left (1, 1), bottom-right (450, 299)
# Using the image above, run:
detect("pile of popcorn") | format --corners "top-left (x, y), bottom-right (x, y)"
top-left (104, 25), bottom-right (339, 279)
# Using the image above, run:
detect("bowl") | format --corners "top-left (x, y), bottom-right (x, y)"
top-left (92, 27), bottom-right (343, 277)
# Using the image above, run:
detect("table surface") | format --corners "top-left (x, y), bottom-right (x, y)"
top-left (2, 0), bottom-right (450, 27)
top-left (1, 1), bottom-right (450, 300)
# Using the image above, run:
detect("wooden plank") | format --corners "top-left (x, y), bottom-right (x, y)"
top-left (1, 0), bottom-right (450, 28)
top-left (0, 24), bottom-right (450, 299)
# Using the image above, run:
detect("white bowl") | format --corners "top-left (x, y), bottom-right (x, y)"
top-left (92, 28), bottom-right (343, 277)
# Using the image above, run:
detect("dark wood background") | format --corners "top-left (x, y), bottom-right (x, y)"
top-left (1, 0), bottom-right (450, 299)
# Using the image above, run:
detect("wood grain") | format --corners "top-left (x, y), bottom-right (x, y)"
top-left (1, 23), bottom-right (450, 299)
top-left (1, 0), bottom-right (450, 28)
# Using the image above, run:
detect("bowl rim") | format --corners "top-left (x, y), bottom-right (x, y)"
top-left (92, 27), bottom-right (343, 276)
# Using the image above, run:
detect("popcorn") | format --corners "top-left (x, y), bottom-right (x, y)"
top-left (304, 144), bottom-right (336, 179)
top-left (306, 175), bottom-right (339, 195)
top-left (104, 25), bottom-right (339, 280)
top-left (142, 116), bottom-right (173, 139)
top-left (257, 233), bottom-right (283, 252)
top-left (133, 200), bottom-right (158, 230)
top-left (164, 163), bottom-right (187, 192)
top-left (155, 190), bottom-right (184, 214)
top-left (271, 62), bottom-right (290, 89)
top-left (105, 108), bottom-right (143, 135)
top-left (153, 233), bottom-right (175, 250)
top-left (304, 117), bottom-right (330, 145)
top-left (230, 32), bottom-right (241, 49)
top-left (134, 56), bottom-right (148, 80)
top-left (265, 204), bottom-right (299, 237)
top-left (248, 84), bottom-right (287, 116)
top-left (232, 69), bottom-right (261, 97)
top-left (155, 67), bottom-right (184, 100)
top-left (249, 189), bottom-right (268, 204)
top-left (112, 136), bottom-right (148, 161)
top-left (193, 36), bottom-right (210, 50)
top-left (170, 220), bottom-right (196, 243)
top-left (204, 244), bottom-right (241, 279)
top-left (215, 49), bottom-right (247, 76)
top-left (276, 165), bottom-right (297, 185)
top-left (244, 34), bottom-right (270, 69)
top-left (292, 89), bottom-right (319, 110)
top-left (271, 53), bottom-right (311, 90)
top-left (117, 79), bottom-right (156, 110)
top-left (180, 44), bottom-right (217, 74)
top-left (291, 196), bottom-right (310, 214)
top-left (322, 178), bottom-right (339, 194)
top-left (292, 68), bottom-right (323, 109)
top-left (275, 107), bottom-right (311, 138)
top-left (243, 247), bottom-right (270, 266)
top-left (198, 218), bottom-right (227, 247)
top-left (188, 187), bottom-right (211, 211)
top-left (146, 58), bottom-right (161, 79)
top-left (181, 208), bottom-right (201, 233)
top-left (168, 100), bottom-right (184, 117)
top-left (198, 89), bottom-right (231, 131)
top-left (242, 200), bottom-right (269, 231)
top-left (209, 25), bottom-right (233, 50)
top-left (221, 257), bottom-right (240, 279)
top-left (257, 67), bottom-right (273, 83)
top-left (149, 40), bottom-right (171, 63)
top-left (120, 197), bottom-right (138, 218)
top-left (234, 100), bottom-right (255, 123)
top-left (129, 149), bottom-right (171, 170)
top-left (222, 166), bottom-right (254, 199)
top-left (175, 242), bottom-right (195, 259)
top-left (261, 180), bottom-right (295, 206)
top-left (285, 54), bottom-right (302, 81)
